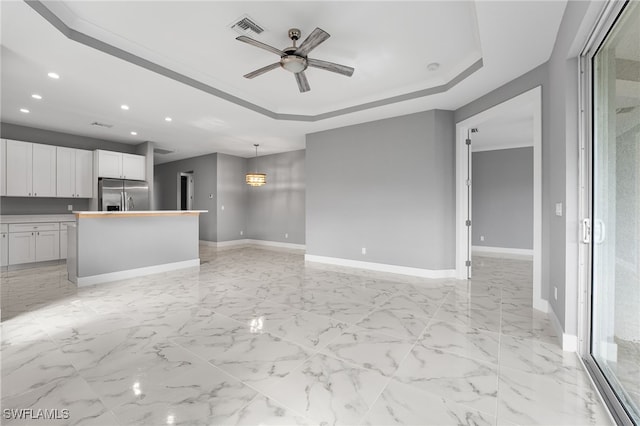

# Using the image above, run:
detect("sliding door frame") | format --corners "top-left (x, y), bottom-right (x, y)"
top-left (578, 1), bottom-right (637, 424)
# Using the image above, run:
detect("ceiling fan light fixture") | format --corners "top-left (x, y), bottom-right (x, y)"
top-left (246, 144), bottom-right (266, 187)
top-left (281, 56), bottom-right (307, 73)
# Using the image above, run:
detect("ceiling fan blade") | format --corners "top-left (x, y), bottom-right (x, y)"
top-left (236, 35), bottom-right (285, 57)
top-left (307, 58), bottom-right (354, 77)
top-left (243, 62), bottom-right (281, 79)
top-left (295, 72), bottom-right (310, 93)
top-left (294, 28), bottom-right (330, 57)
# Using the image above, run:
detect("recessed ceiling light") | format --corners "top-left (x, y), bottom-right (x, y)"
top-left (165, 117), bottom-right (172, 122)
top-left (31, 94), bottom-right (42, 100)
top-left (20, 108), bottom-right (30, 113)
top-left (427, 62), bottom-right (440, 72)
top-left (121, 104), bottom-right (130, 110)
top-left (130, 131), bottom-right (137, 136)
top-left (47, 72), bottom-right (60, 79)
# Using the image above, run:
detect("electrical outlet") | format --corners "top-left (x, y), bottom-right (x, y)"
top-left (361, 247), bottom-right (366, 255)
top-left (221, 205), bottom-right (225, 211)
top-left (480, 235), bottom-right (485, 242)
top-left (285, 233), bottom-right (288, 239)
top-left (67, 205), bottom-right (73, 211)
top-left (554, 286), bottom-right (558, 300)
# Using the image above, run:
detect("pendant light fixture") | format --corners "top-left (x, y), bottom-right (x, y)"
top-left (245, 144), bottom-right (266, 187)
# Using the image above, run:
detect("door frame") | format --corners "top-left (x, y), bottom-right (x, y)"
top-left (455, 86), bottom-right (544, 311)
top-left (578, 1), bottom-right (637, 424)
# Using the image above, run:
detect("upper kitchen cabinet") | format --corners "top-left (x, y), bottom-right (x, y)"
top-left (97, 150), bottom-right (145, 180)
top-left (6, 140), bottom-right (56, 197)
top-left (57, 147), bottom-right (94, 198)
top-left (122, 154), bottom-right (146, 180)
top-left (1, 139), bottom-right (6, 196)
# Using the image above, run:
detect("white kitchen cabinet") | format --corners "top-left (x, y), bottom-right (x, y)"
top-left (97, 150), bottom-right (145, 180)
top-left (1, 139), bottom-right (6, 196)
top-left (32, 144), bottom-right (57, 197)
top-left (8, 232), bottom-right (36, 264)
top-left (122, 153), bottom-right (146, 180)
top-left (6, 140), bottom-right (56, 197)
top-left (96, 150), bottom-right (122, 178)
top-left (1, 225), bottom-right (8, 267)
top-left (75, 149), bottom-right (94, 197)
top-left (6, 140), bottom-right (33, 196)
top-left (35, 230), bottom-right (60, 262)
top-left (57, 147), bottom-right (94, 198)
top-left (8, 222), bottom-right (60, 265)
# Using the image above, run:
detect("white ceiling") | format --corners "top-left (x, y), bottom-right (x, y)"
top-left (0, 1), bottom-right (567, 164)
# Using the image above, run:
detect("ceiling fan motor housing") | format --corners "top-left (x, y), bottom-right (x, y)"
top-left (281, 55), bottom-right (307, 73)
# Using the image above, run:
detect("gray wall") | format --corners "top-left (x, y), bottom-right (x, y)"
top-left (216, 153), bottom-right (248, 242)
top-left (306, 110), bottom-right (455, 270)
top-left (454, 1), bottom-right (597, 335)
top-left (472, 147), bottom-right (533, 249)
top-left (247, 149), bottom-right (305, 245)
top-left (153, 153), bottom-right (218, 241)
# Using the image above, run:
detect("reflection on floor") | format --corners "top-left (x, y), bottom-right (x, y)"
top-left (613, 338), bottom-right (640, 414)
top-left (1, 247), bottom-right (612, 425)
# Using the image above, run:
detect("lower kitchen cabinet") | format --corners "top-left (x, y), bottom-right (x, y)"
top-left (7, 222), bottom-right (60, 265)
top-left (35, 230), bottom-right (60, 261)
top-left (1, 231), bottom-right (8, 267)
top-left (8, 232), bottom-right (36, 264)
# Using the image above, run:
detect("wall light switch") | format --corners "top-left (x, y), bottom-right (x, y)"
top-left (555, 203), bottom-right (563, 217)
top-left (361, 247), bottom-right (366, 255)
top-left (240, 230), bottom-right (243, 236)
top-left (480, 235), bottom-right (485, 242)
top-left (221, 205), bottom-right (225, 211)
top-left (554, 286), bottom-right (558, 300)
top-left (285, 233), bottom-right (288, 239)
top-left (67, 205), bottom-right (73, 211)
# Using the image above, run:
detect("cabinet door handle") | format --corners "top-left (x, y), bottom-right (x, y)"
top-left (28, 192), bottom-right (31, 196)
top-left (34, 193), bottom-right (37, 196)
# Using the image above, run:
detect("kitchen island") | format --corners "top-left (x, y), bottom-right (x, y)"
top-left (67, 210), bottom-right (206, 286)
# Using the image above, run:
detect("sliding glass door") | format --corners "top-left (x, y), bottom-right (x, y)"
top-left (586, 1), bottom-right (640, 424)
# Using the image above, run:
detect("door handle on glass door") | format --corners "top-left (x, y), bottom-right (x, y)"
top-left (594, 219), bottom-right (606, 244)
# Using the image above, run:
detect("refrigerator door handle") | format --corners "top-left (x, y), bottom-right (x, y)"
top-left (124, 192), bottom-right (128, 211)
top-left (121, 191), bottom-right (125, 211)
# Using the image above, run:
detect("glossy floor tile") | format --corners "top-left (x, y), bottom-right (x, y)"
top-left (1, 248), bottom-right (612, 425)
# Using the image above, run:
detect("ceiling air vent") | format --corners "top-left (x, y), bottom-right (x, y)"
top-left (90, 121), bottom-right (113, 128)
top-left (154, 148), bottom-right (174, 155)
top-left (230, 15), bottom-right (264, 36)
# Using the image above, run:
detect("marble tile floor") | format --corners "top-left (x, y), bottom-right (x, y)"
top-left (1, 247), bottom-right (613, 425)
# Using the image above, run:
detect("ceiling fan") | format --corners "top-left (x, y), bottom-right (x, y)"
top-left (236, 27), bottom-right (355, 93)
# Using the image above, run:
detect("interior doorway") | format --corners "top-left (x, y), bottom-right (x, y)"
top-left (455, 86), bottom-right (544, 312)
top-left (178, 172), bottom-right (194, 210)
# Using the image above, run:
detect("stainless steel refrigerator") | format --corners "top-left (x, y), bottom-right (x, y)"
top-left (98, 178), bottom-right (150, 211)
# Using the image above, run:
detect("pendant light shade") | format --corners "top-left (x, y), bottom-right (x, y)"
top-left (246, 144), bottom-right (266, 187)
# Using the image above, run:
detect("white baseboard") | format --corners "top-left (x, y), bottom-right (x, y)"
top-left (200, 239), bottom-right (251, 249)
top-left (74, 259), bottom-right (200, 287)
top-left (472, 245), bottom-right (534, 259)
top-left (305, 254), bottom-right (456, 279)
top-left (549, 306), bottom-right (578, 352)
top-left (200, 239), bottom-right (305, 251)
top-left (247, 239), bottom-right (305, 251)
top-left (532, 297), bottom-right (549, 313)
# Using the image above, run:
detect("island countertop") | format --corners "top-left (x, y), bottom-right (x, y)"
top-left (73, 210), bottom-right (207, 218)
